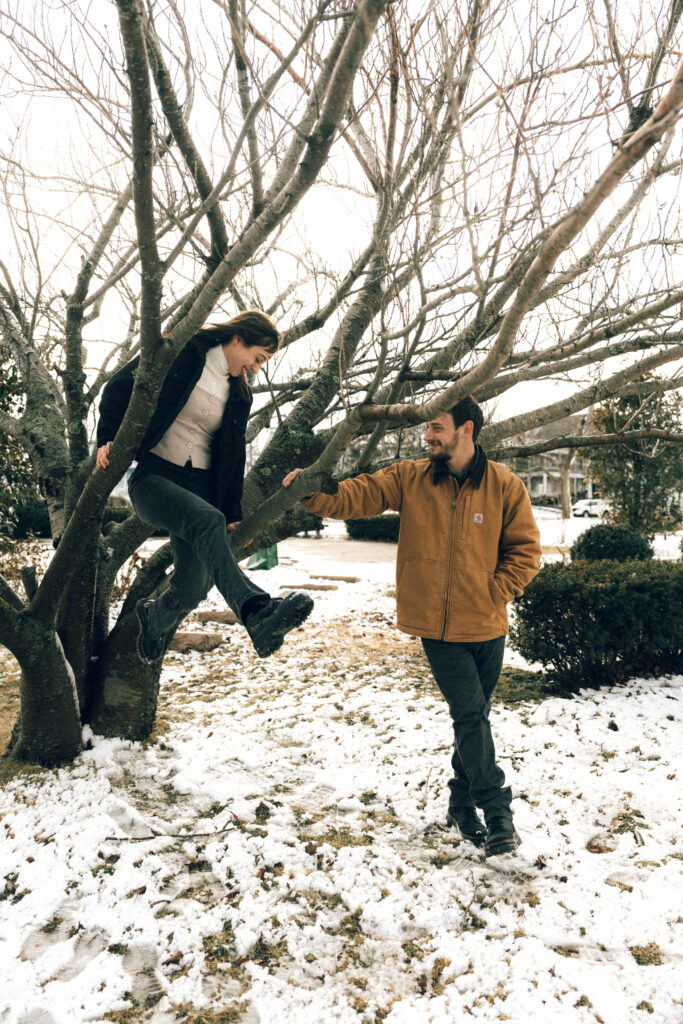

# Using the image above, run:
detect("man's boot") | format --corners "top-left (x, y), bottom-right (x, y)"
top-left (446, 807), bottom-right (487, 847)
top-left (243, 592), bottom-right (314, 658)
top-left (484, 817), bottom-right (521, 857)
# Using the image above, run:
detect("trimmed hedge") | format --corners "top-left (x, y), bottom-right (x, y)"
top-left (345, 514), bottom-right (400, 542)
top-left (570, 523), bottom-right (653, 561)
top-left (511, 559), bottom-right (683, 690)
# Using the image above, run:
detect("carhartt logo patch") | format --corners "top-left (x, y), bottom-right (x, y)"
top-left (473, 513), bottom-right (484, 523)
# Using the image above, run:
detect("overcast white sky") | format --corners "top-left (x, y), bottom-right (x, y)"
top-left (1, 0), bottom-right (681, 432)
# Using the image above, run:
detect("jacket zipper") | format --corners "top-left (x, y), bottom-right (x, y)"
top-left (440, 477), bottom-right (460, 639)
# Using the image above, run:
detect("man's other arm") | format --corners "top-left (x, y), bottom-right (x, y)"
top-left (493, 477), bottom-right (542, 604)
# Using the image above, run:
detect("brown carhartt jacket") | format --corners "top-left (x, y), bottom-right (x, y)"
top-left (302, 450), bottom-right (541, 642)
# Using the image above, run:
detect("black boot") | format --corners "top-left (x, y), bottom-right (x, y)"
top-left (446, 807), bottom-right (487, 847)
top-left (484, 817), bottom-right (521, 857)
top-left (243, 592), bottom-right (314, 658)
top-left (135, 599), bottom-right (166, 665)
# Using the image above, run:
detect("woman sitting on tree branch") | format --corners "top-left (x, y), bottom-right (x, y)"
top-left (96, 311), bottom-right (313, 663)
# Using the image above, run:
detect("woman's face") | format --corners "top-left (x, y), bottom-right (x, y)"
top-left (223, 337), bottom-right (274, 377)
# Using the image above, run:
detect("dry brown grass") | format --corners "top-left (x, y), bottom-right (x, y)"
top-left (0, 650), bottom-right (45, 786)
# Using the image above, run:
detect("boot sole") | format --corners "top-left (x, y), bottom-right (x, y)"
top-left (253, 593), bottom-right (314, 658)
top-left (485, 832), bottom-right (521, 857)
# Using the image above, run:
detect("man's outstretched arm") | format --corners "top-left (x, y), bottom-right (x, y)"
top-left (282, 464), bottom-right (402, 520)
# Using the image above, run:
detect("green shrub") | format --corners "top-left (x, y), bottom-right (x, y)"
top-left (12, 495), bottom-right (51, 538)
top-left (345, 514), bottom-right (400, 542)
top-left (511, 560), bottom-right (683, 690)
top-left (297, 511), bottom-right (325, 536)
top-left (570, 524), bottom-right (653, 562)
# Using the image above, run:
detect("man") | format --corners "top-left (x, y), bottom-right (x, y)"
top-left (283, 397), bottom-right (541, 856)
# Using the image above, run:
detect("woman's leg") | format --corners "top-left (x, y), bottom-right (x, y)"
top-left (129, 470), bottom-right (267, 620)
top-left (142, 534), bottom-right (212, 640)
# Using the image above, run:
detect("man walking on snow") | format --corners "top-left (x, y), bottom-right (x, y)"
top-left (283, 397), bottom-right (541, 856)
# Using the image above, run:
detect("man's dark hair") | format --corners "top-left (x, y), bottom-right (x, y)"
top-left (448, 396), bottom-right (484, 442)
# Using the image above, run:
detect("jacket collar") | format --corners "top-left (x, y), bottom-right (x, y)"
top-left (431, 443), bottom-right (487, 487)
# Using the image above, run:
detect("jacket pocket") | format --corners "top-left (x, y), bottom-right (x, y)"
top-left (446, 564), bottom-right (502, 637)
top-left (396, 557), bottom-right (447, 634)
top-left (489, 574), bottom-right (507, 607)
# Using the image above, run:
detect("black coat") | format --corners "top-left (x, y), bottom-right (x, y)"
top-left (96, 337), bottom-right (252, 522)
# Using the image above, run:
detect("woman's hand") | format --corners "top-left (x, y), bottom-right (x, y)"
top-left (96, 442), bottom-right (112, 470)
top-left (282, 467), bottom-right (304, 487)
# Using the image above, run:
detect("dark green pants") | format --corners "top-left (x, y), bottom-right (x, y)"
top-left (129, 455), bottom-right (267, 640)
top-left (422, 636), bottom-right (512, 824)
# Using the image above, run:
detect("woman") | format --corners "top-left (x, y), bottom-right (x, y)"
top-left (96, 310), bottom-right (313, 662)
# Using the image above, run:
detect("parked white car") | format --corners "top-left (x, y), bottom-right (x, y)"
top-left (572, 498), bottom-right (609, 518)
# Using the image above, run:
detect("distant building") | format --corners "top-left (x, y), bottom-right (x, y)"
top-left (496, 415), bottom-right (592, 505)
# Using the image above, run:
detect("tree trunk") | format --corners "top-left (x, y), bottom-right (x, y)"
top-left (10, 620), bottom-right (82, 765)
top-left (85, 606), bottom-right (163, 740)
top-left (560, 451), bottom-right (573, 520)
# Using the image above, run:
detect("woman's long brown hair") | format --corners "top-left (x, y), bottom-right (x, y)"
top-left (194, 310), bottom-right (280, 396)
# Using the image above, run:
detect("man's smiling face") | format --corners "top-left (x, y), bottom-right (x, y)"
top-left (424, 413), bottom-right (473, 465)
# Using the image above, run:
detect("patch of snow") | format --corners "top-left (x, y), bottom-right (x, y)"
top-left (1, 535), bottom-right (681, 1023)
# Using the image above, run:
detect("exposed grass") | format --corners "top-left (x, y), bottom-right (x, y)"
top-left (0, 653), bottom-right (29, 786)
top-left (493, 667), bottom-right (567, 706)
top-left (102, 1005), bottom-right (144, 1024)
top-left (313, 825), bottom-right (374, 849)
top-left (172, 1004), bottom-right (247, 1024)
top-left (202, 921), bottom-right (239, 975)
top-left (630, 942), bottom-right (664, 966)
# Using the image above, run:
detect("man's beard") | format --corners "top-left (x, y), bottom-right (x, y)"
top-left (428, 444), bottom-right (452, 464)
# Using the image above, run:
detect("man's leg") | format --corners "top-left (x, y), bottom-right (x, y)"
top-left (422, 636), bottom-right (512, 825)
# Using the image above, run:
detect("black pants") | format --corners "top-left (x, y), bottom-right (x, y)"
top-left (128, 455), bottom-right (268, 640)
top-left (422, 636), bottom-right (512, 824)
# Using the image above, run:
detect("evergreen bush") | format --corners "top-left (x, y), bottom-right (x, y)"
top-left (11, 496), bottom-right (51, 538)
top-left (570, 523), bottom-right (653, 562)
top-left (345, 514), bottom-right (400, 542)
top-left (297, 511), bottom-right (325, 536)
top-left (511, 560), bottom-right (683, 690)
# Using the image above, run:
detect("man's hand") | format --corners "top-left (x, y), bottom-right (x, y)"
top-left (282, 466), bottom-right (338, 495)
top-left (282, 468), bottom-right (304, 487)
top-left (96, 442), bottom-right (111, 470)
top-left (228, 521), bottom-right (253, 545)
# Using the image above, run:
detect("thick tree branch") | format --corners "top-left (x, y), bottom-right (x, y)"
top-left (143, 17), bottom-right (230, 263)
top-left (0, 573), bottom-right (25, 612)
top-left (115, 0), bottom-right (163, 349)
top-left (490, 429), bottom-right (683, 459)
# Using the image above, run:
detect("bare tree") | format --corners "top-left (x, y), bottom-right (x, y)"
top-left (0, 0), bottom-right (682, 765)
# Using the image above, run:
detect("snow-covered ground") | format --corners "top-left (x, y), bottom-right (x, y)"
top-left (0, 526), bottom-right (681, 1024)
